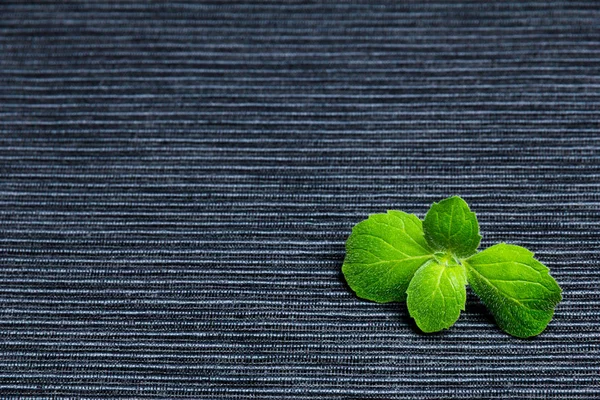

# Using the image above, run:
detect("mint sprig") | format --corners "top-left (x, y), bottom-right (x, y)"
top-left (342, 196), bottom-right (562, 338)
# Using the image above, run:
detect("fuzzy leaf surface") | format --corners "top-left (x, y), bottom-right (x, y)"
top-left (423, 196), bottom-right (481, 258)
top-left (406, 260), bottom-right (467, 333)
top-left (342, 211), bottom-right (434, 303)
top-left (464, 243), bottom-right (562, 338)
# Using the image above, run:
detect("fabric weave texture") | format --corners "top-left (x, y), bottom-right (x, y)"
top-left (1, 1), bottom-right (599, 399)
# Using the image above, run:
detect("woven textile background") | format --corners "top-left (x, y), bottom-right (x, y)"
top-left (1, 1), bottom-right (599, 399)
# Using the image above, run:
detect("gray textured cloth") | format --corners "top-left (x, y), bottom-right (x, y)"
top-left (1, 1), bottom-right (599, 399)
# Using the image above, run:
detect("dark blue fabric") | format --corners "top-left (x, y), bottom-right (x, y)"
top-left (1, 1), bottom-right (599, 398)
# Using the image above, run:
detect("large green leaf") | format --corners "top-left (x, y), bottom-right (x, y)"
top-left (342, 211), bottom-right (434, 303)
top-left (464, 243), bottom-right (562, 338)
top-left (406, 259), bottom-right (467, 333)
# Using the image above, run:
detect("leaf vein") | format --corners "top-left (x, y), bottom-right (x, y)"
top-left (466, 264), bottom-right (542, 311)
top-left (487, 278), bottom-right (555, 293)
top-left (369, 219), bottom-right (431, 254)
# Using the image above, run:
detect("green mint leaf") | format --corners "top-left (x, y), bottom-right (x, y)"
top-left (406, 259), bottom-right (467, 332)
top-left (464, 243), bottom-right (562, 338)
top-left (341, 196), bottom-right (562, 338)
top-left (342, 210), bottom-right (434, 303)
top-left (423, 196), bottom-right (481, 258)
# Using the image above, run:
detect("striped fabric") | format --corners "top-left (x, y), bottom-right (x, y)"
top-left (1, 1), bottom-right (599, 399)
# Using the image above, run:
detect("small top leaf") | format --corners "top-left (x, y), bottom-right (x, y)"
top-left (464, 243), bottom-right (562, 338)
top-left (342, 210), bottom-right (434, 303)
top-left (423, 196), bottom-right (481, 258)
top-left (406, 259), bottom-right (467, 333)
